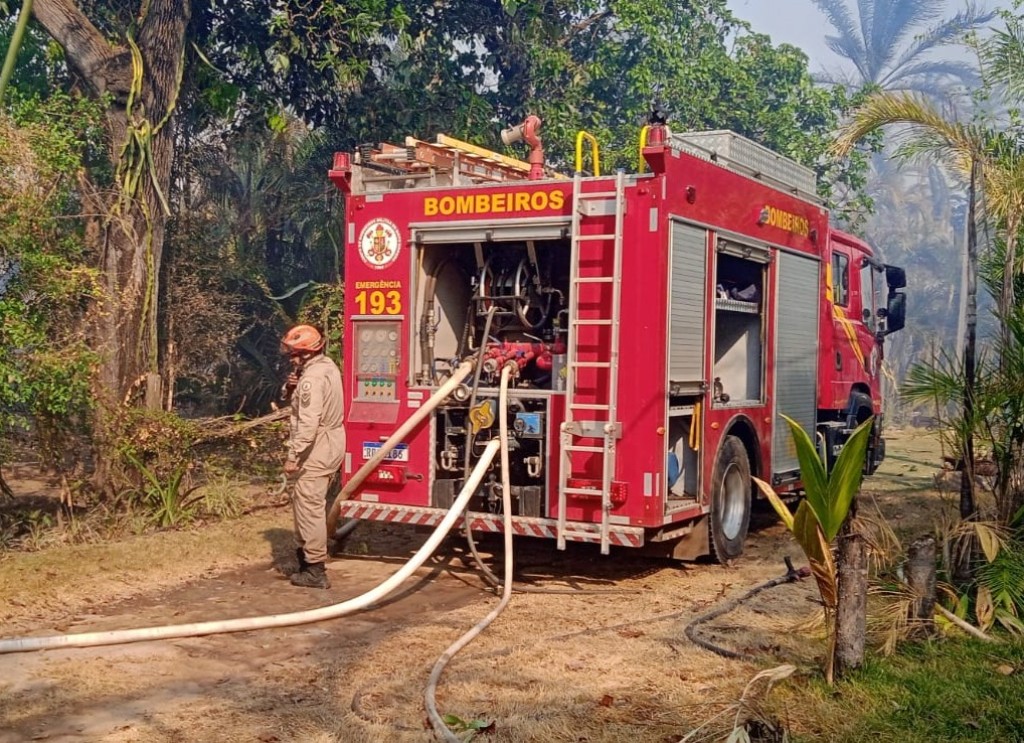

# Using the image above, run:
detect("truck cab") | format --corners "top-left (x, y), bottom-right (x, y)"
top-left (821, 230), bottom-right (906, 472)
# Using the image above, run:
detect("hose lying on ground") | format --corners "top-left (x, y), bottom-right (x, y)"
top-left (425, 362), bottom-right (517, 743)
top-left (685, 557), bottom-right (810, 661)
top-left (0, 439), bottom-right (501, 655)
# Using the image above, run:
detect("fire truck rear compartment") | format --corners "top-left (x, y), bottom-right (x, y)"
top-left (415, 238), bottom-right (571, 517)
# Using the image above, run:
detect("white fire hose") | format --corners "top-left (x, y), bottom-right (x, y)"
top-left (425, 362), bottom-right (517, 742)
top-left (0, 438), bottom-right (501, 655)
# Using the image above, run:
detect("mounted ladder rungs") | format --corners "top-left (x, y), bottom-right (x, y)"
top-left (561, 487), bottom-right (608, 498)
top-left (558, 169), bottom-right (627, 557)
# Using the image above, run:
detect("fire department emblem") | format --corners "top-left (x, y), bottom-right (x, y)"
top-left (358, 218), bottom-right (401, 270)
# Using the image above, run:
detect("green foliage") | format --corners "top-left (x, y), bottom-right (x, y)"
top-left (332, 1), bottom-right (865, 205)
top-left (123, 452), bottom-right (201, 528)
top-left (790, 639), bottom-right (1024, 742)
top-left (903, 309), bottom-right (1024, 524)
top-left (0, 92), bottom-right (104, 465)
top-left (110, 407), bottom-right (200, 500)
top-left (441, 713), bottom-right (493, 741)
top-left (297, 283), bottom-right (345, 368)
top-left (790, 414), bottom-right (872, 542)
top-left (756, 416), bottom-right (874, 615)
top-left (974, 540), bottom-right (1024, 635)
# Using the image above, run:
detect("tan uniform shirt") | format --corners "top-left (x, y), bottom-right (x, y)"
top-left (288, 354), bottom-right (346, 477)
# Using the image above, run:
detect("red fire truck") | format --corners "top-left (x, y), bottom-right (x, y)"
top-left (326, 114), bottom-right (906, 561)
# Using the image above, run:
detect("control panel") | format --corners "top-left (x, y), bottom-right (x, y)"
top-left (354, 320), bottom-right (400, 401)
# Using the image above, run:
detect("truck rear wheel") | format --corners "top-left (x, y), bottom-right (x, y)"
top-left (710, 435), bottom-right (751, 562)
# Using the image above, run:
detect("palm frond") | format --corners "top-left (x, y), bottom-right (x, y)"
top-left (976, 542), bottom-right (1024, 617)
top-left (982, 15), bottom-right (1024, 102)
top-left (814, 0), bottom-right (870, 79)
top-left (880, 59), bottom-right (981, 90)
top-left (887, 2), bottom-right (995, 83)
top-left (831, 91), bottom-right (980, 180)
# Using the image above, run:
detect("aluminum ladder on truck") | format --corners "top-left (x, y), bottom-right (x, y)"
top-left (556, 170), bottom-right (626, 555)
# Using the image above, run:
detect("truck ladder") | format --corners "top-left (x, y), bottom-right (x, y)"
top-left (557, 170), bottom-right (626, 555)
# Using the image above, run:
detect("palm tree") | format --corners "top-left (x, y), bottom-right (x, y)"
top-left (832, 91), bottom-right (986, 520)
top-left (812, 0), bottom-right (995, 94)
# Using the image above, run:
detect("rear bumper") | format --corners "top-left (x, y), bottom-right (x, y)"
top-left (336, 499), bottom-right (645, 548)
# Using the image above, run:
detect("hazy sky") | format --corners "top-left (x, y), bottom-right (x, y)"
top-left (728, 0), bottom-right (833, 64)
top-left (727, 0), bottom-right (1010, 71)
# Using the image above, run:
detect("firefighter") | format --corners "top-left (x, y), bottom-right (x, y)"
top-left (279, 324), bottom-right (345, 589)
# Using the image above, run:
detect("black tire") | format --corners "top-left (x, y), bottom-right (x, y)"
top-left (848, 391), bottom-right (879, 473)
top-left (710, 435), bottom-right (752, 562)
top-left (850, 391), bottom-right (873, 425)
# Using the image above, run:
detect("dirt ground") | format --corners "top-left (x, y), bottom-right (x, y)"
top-left (0, 429), bottom-right (955, 743)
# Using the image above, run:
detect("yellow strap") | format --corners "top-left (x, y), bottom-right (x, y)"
top-left (689, 401), bottom-right (701, 452)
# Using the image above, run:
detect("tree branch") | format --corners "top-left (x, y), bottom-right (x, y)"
top-left (32, 0), bottom-right (132, 98)
top-left (936, 604), bottom-right (999, 643)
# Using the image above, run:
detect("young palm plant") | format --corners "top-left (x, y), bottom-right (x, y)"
top-left (753, 415), bottom-right (874, 683)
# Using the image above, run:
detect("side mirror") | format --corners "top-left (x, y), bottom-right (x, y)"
top-left (885, 264), bottom-right (906, 290)
top-left (884, 291), bottom-right (906, 335)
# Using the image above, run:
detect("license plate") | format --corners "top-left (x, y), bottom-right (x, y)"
top-left (361, 442), bottom-right (409, 462)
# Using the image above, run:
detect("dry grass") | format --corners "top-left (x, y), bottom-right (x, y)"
top-left (0, 427), bottom-right (967, 742)
top-left (0, 507), bottom-right (291, 629)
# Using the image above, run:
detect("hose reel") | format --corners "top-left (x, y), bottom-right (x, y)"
top-left (475, 254), bottom-right (553, 330)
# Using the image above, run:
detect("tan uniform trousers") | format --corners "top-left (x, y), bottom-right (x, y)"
top-left (291, 472), bottom-right (332, 564)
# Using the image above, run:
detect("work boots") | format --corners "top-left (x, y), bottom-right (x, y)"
top-left (290, 562), bottom-right (331, 589)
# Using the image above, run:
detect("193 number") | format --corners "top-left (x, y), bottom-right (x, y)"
top-left (354, 290), bottom-right (402, 315)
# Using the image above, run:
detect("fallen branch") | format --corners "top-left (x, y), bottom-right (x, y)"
top-left (936, 604), bottom-right (999, 643)
top-left (192, 408), bottom-right (288, 444)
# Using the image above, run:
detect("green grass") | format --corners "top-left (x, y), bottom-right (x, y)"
top-left (788, 639), bottom-right (1024, 742)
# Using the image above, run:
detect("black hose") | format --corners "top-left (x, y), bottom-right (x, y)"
top-left (462, 307), bottom-right (498, 584)
top-left (684, 557), bottom-right (810, 661)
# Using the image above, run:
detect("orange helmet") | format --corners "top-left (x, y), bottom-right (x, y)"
top-left (281, 324), bottom-right (324, 354)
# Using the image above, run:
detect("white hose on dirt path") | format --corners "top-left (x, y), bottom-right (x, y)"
top-left (0, 438), bottom-right (501, 655)
top-left (326, 360), bottom-right (475, 536)
top-left (425, 363), bottom-right (516, 742)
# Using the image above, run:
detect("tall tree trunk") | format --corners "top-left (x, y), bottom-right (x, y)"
top-left (960, 159), bottom-right (979, 522)
top-left (906, 535), bottom-right (937, 634)
top-left (952, 159), bottom-right (980, 585)
top-left (834, 501), bottom-right (867, 679)
top-left (32, 0), bottom-right (190, 489)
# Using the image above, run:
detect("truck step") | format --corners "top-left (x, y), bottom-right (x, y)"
top-left (563, 445), bottom-right (606, 453)
top-left (562, 487), bottom-right (607, 497)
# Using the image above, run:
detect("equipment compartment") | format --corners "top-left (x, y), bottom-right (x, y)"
top-left (712, 251), bottom-right (766, 405)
